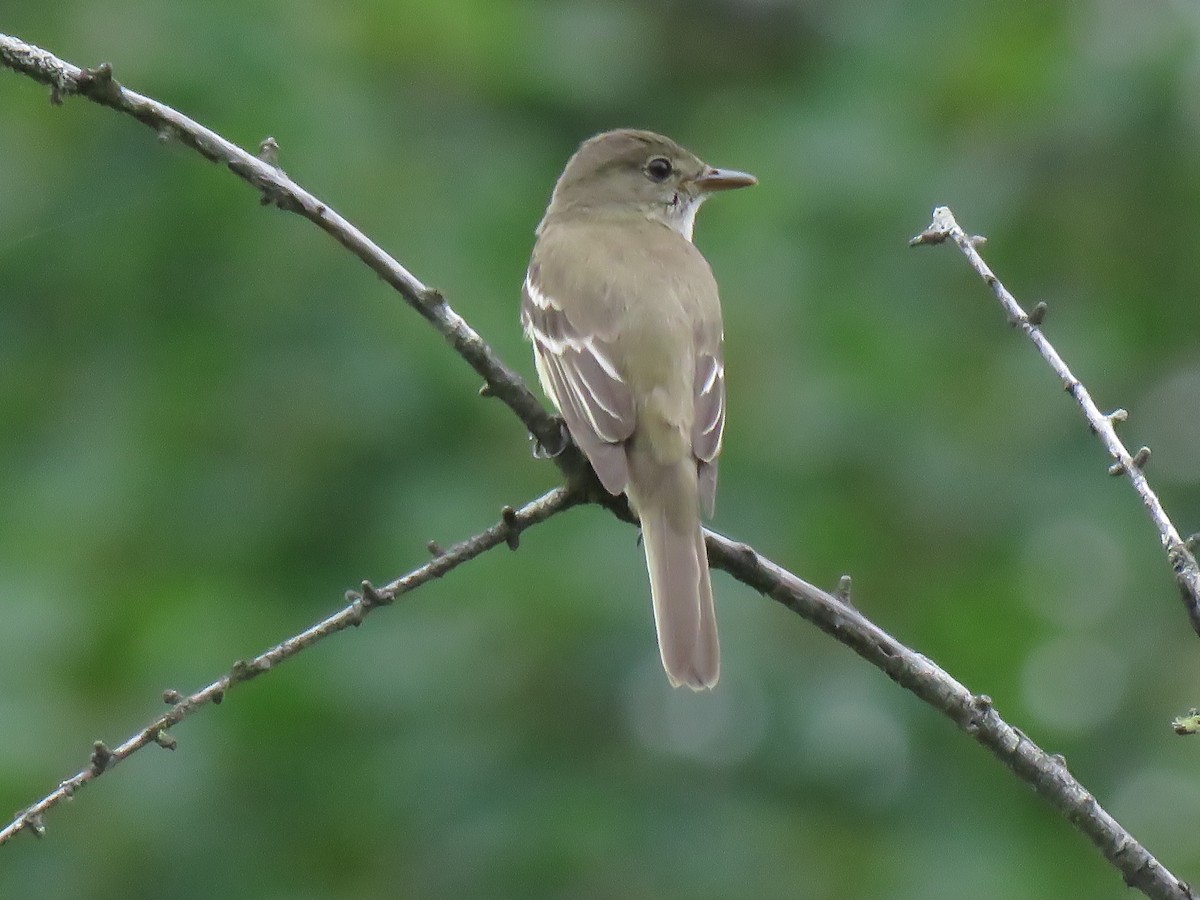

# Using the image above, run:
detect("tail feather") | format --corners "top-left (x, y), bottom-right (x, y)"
top-left (693, 528), bottom-right (719, 684)
top-left (633, 465), bottom-right (720, 690)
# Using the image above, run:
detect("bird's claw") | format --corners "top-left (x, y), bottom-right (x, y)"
top-left (530, 418), bottom-right (571, 459)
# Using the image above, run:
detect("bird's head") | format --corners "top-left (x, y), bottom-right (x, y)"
top-left (542, 129), bottom-right (756, 241)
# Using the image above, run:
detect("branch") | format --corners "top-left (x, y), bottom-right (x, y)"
top-left (0, 486), bottom-right (579, 847)
top-left (911, 206), bottom-right (1200, 636)
top-left (2, 35), bottom-right (1193, 900)
top-left (0, 33), bottom-right (582, 483)
top-left (705, 534), bottom-right (1194, 900)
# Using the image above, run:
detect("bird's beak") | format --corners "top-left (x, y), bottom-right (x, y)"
top-left (693, 167), bottom-right (757, 192)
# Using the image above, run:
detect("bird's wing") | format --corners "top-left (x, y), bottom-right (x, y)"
top-left (521, 269), bottom-right (635, 495)
top-left (692, 344), bottom-right (725, 518)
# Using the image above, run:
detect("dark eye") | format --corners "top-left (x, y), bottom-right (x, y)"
top-left (645, 157), bottom-right (673, 182)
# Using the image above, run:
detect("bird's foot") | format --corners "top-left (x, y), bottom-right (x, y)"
top-left (530, 417), bottom-right (571, 459)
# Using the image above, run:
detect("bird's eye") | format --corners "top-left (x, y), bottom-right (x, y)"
top-left (645, 157), bottom-right (673, 182)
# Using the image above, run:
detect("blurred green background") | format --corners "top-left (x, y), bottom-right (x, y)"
top-left (5, 1), bottom-right (1200, 897)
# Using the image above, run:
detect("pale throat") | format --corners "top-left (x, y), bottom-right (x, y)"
top-left (655, 193), bottom-right (706, 243)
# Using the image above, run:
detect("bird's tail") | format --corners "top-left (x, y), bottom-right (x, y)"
top-left (629, 456), bottom-right (719, 690)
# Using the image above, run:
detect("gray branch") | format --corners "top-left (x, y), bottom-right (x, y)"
top-left (1, 33), bottom-right (1193, 900)
top-left (0, 33), bottom-right (570, 473)
top-left (0, 486), bottom-right (579, 846)
top-left (705, 532), bottom-right (1193, 899)
top-left (911, 206), bottom-right (1200, 635)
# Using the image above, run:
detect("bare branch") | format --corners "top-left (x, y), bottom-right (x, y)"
top-left (0, 486), bottom-right (580, 847)
top-left (912, 205), bottom-right (1200, 636)
top-left (0, 32), bottom-right (577, 480)
top-left (706, 533), bottom-right (1195, 900)
top-left (2, 35), bottom-right (1193, 900)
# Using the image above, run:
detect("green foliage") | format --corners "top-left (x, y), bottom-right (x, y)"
top-left (5, 1), bottom-right (1200, 897)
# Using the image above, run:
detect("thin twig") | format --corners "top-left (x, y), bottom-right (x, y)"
top-left (705, 532), bottom-right (1194, 900)
top-left (911, 206), bottom-right (1200, 635)
top-left (0, 486), bottom-right (580, 846)
top-left (0, 32), bottom-right (574, 477)
top-left (2, 35), bottom-right (1193, 900)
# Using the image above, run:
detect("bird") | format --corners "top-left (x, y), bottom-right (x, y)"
top-left (520, 129), bottom-right (755, 689)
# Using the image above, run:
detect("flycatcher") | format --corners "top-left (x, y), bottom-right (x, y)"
top-left (521, 129), bottom-right (755, 689)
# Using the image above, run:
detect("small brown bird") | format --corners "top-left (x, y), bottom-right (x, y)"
top-left (521, 130), bottom-right (755, 689)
